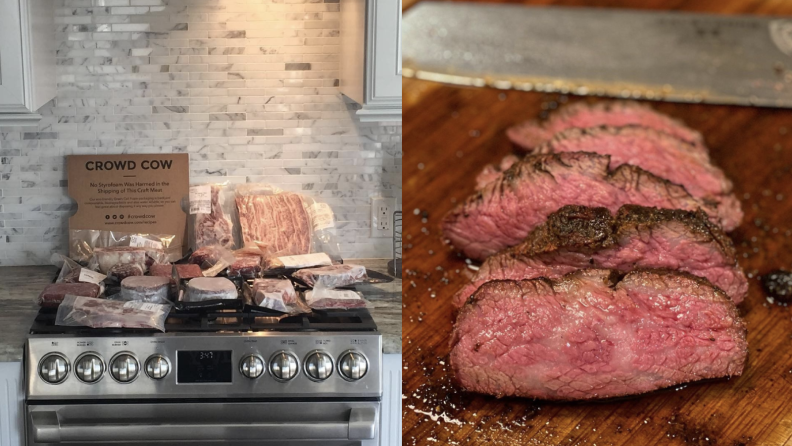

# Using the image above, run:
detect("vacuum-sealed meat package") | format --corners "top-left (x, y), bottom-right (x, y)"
top-left (175, 264), bottom-right (203, 280)
top-left (251, 278), bottom-right (302, 313)
top-left (293, 264), bottom-right (368, 289)
top-left (189, 245), bottom-right (236, 277)
top-left (107, 263), bottom-right (144, 282)
top-left (70, 230), bottom-right (179, 264)
top-left (55, 295), bottom-right (169, 331)
top-left (183, 277), bottom-right (238, 302)
top-left (38, 283), bottom-right (102, 307)
top-left (235, 184), bottom-right (312, 256)
top-left (119, 276), bottom-right (171, 304)
top-left (93, 247), bottom-right (148, 274)
top-left (228, 256), bottom-right (262, 279)
top-left (149, 264), bottom-right (174, 277)
top-left (189, 183), bottom-right (236, 250)
top-left (305, 289), bottom-right (367, 310)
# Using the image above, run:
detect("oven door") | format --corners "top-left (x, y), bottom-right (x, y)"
top-left (27, 401), bottom-right (379, 445)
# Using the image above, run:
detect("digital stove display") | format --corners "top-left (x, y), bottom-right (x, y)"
top-left (177, 350), bottom-right (233, 383)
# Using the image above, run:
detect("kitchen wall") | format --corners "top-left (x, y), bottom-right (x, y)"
top-left (0, 0), bottom-right (402, 266)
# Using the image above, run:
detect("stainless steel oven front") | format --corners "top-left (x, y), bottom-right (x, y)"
top-left (27, 401), bottom-right (380, 445)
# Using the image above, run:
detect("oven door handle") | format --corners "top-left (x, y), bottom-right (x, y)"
top-left (30, 407), bottom-right (377, 443)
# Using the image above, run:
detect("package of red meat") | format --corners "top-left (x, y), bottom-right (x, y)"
top-left (188, 183), bottom-right (237, 251)
top-left (55, 295), bottom-right (169, 332)
top-left (38, 283), bottom-right (102, 307)
top-left (292, 264), bottom-right (368, 289)
top-left (228, 255), bottom-right (262, 280)
top-left (234, 184), bottom-right (314, 257)
top-left (52, 254), bottom-right (107, 285)
top-left (188, 245), bottom-right (236, 277)
top-left (250, 278), bottom-right (307, 313)
top-left (70, 230), bottom-right (179, 264)
top-left (304, 289), bottom-right (368, 310)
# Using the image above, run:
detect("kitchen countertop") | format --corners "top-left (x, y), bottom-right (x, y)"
top-left (0, 259), bottom-right (401, 362)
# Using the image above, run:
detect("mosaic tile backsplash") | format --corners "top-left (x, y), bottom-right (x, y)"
top-left (0, 0), bottom-right (402, 266)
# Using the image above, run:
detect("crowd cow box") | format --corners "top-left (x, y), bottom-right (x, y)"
top-left (66, 154), bottom-right (190, 257)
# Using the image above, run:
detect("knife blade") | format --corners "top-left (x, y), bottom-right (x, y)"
top-left (403, 2), bottom-right (792, 107)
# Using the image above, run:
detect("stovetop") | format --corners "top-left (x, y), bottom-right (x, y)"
top-left (29, 303), bottom-right (378, 336)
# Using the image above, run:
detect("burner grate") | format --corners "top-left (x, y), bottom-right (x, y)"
top-left (30, 304), bottom-right (377, 335)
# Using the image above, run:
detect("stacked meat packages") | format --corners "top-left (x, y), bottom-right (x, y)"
top-left (444, 101), bottom-right (749, 401)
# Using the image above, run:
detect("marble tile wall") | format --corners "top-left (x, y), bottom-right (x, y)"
top-left (0, 0), bottom-right (402, 266)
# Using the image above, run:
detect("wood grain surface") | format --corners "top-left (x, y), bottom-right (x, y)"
top-left (402, 1), bottom-right (792, 445)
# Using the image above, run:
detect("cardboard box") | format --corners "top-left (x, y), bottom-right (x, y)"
top-left (67, 154), bottom-right (189, 255)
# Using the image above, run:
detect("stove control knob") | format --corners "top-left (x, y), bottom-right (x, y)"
top-left (269, 351), bottom-right (299, 382)
top-left (39, 354), bottom-right (70, 384)
top-left (145, 355), bottom-right (170, 380)
top-left (339, 351), bottom-right (368, 381)
top-left (75, 353), bottom-right (104, 383)
top-left (110, 353), bottom-right (139, 383)
top-left (304, 351), bottom-right (334, 381)
top-left (240, 355), bottom-right (264, 379)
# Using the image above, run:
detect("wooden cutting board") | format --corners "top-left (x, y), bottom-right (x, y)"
top-left (402, 1), bottom-right (792, 445)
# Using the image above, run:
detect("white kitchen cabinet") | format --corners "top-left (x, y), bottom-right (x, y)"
top-left (340, 0), bottom-right (402, 122)
top-left (0, 0), bottom-right (56, 126)
top-left (380, 354), bottom-right (402, 446)
top-left (0, 362), bottom-right (24, 446)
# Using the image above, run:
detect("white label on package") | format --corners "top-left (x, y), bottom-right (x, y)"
top-left (78, 269), bottom-right (107, 284)
top-left (278, 253), bottom-right (333, 269)
top-left (189, 185), bottom-right (212, 214)
top-left (129, 235), bottom-right (164, 250)
top-left (307, 289), bottom-right (360, 302)
top-left (123, 301), bottom-right (162, 312)
top-left (309, 203), bottom-right (335, 231)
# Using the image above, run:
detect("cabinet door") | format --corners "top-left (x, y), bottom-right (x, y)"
top-left (0, 362), bottom-right (24, 446)
top-left (0, 0), bottom-right (27, 111)
top-left (367, 0), bottom-right (402, 104)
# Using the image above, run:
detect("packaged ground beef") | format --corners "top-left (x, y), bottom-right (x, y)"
top-left (38, 283), bottom-right (102, 307)
top-left (119, 276), bottom-right (171, 304)
top-left (183, 277), bottom-right (238, 302)
top-left (305, 289), bottom-right (367, 310)
top-left (293, 264), bottom-right (368, 289)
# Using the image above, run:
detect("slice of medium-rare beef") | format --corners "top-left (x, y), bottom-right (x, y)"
top-left (453, 205), bottom-right (747, 306)
top-left (450, 269), bottom-right (747, 401)
top-left (507, 101), bottom-right (704, 152)
top-left (475, 154), bottom-right (520, 190)
top-left (236, 192), bottom-right (311, 256)
top-left (442, 152), bottom-right (742, 261)
top-left (479, 126), bottom-right (735, 204)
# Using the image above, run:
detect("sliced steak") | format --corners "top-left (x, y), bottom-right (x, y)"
top-left (479, 126), bottom-right (733, 203)
top-left (453, 205), bottom-right (747, 306)
top-left (475, 154), bottom-right (520, 190)
top-left (507, 101), bottom-right (704, 152)
top-left (442, 152), bottom-right (742, 260)
top-left (450, 269), bottom-right (747, 400)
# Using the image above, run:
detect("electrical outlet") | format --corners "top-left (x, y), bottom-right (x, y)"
top-left (371, 197), bottom-right (396, 237)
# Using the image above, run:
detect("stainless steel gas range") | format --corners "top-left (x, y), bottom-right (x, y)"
top-left (24, 306), bottom-right (382, 445)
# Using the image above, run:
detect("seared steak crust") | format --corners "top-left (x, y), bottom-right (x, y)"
top-left (442, 152), bottom-right (742, 260)
top-left (450, 269), bottom-right (747, 400)
top-left (452, 205), bottom-right (747, 306)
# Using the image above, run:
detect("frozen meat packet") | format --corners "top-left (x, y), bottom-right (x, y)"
top-left (55, 295), bottom-right (169, 332)
top-left (304, 289), bottom-right (368, 310)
